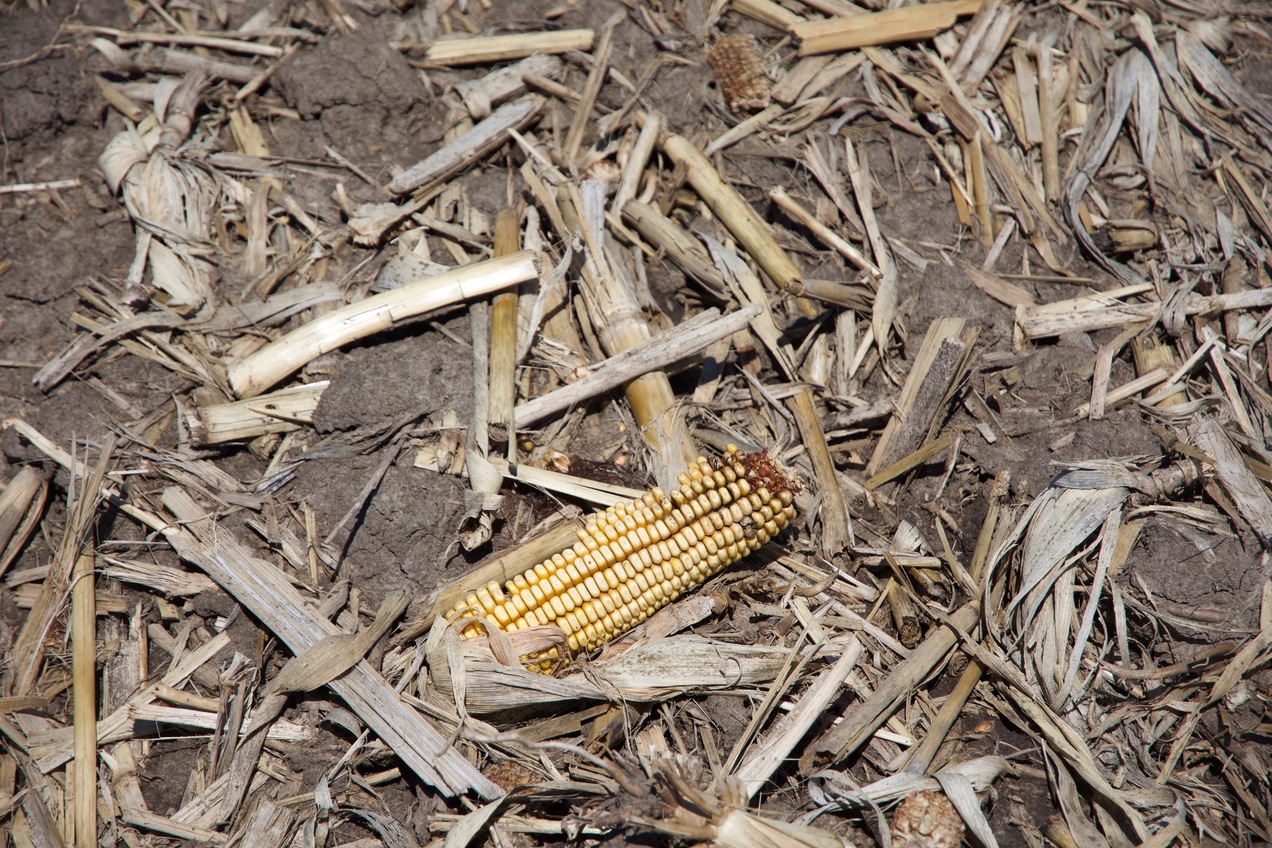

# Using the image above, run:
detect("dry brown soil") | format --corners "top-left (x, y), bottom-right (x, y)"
top-left (2, 0), bottom-right (1269, 844)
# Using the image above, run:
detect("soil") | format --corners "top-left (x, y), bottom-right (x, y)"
top-left (1, 0), bottom-right (1268, 845)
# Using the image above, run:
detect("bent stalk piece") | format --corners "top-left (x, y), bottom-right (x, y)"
top-left (227, 251), bottom-right (538, 398)
top-left (444, 446), bottom-right (799, 672)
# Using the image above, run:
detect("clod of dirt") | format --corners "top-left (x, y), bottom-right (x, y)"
top-left (311, 319), bottom-right (474, 434)
top-left (291, 453), bottom-right (469, 601)
top-left (271, 18), bottom-right (437, 170)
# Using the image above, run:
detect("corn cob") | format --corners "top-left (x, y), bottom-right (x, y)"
top-left (446, 445), bottom-right (799, 672)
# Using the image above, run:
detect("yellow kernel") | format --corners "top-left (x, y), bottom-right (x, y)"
top-left (511, 574), bottom-right (529, 592)
top-left (512, 593), bottom-right (530, 615)
top-left (564, 562), bottom-right (582, 585)
top-left (722, 466), bottom-right (737, 482)
top-left (618, 584), bottom-right (634, 604)
top-left (535, 563), bottom-right (552, 580)
top-left (617, 535), bottom-right (635, 557)
top-left (631, 525), bottom-right (649, 548)
top-left (738, 479), bottom-right (753, 496)
top-left (494, 605), bottom-right (513, 626)
top-left (635, 571), bottom-right (651, 593)
top-left (550, 596), bottom-right (567, 618)
top-left (707, 489), bottom-right (723, 510)
top-left (530, 583), bottom-right (547, 605)
top-left (581, 575), bottom-right (601, 600)
top-left (635, 547), bottom-right (653, 571)
top-left (583, 602), bottom-right (600, 623)
top-left (653, 518), bottom-right (671, 539)
top-left (582, 534), bottom-right (602, 552)
top-left (563, 611), bottom-right (581, 634)
top-left (565, 587), bottom-right (583, 610)
top-left (600, 593), bottom-right (617, 614)
top-left (567, 633), bottom-right (581, 652)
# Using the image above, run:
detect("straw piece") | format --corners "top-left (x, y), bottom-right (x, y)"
top-left (794, 0), bottom-right (982, 55)
top-left (807, 603), bottom-right (980, 767)
top-left (658, 129), bottom-right (803, 292)
top-left (769, 187), bottom-right (878, 277)
top-left (487, 460), bottom-right (645, 507)
top-left (948, 0), bottom-right (1018, 91)
top-left (71, 547), bottom-right (97, 848)
top-left (159, 487), bottom-right (502, 799)
top-left (417, 30), bottom-right (594, 69)
top-left (227, 251), bottom-right (538, 398)
top-left (1017, 285), bottom-right (1272, 340)
top-left (554, 178), bottom-right (697, 486)
top-left (867, 319), bottom-right (977, 476)
top-left (621, 200), bottom-right (730, 300)
top-left (388, 97), bottom-right (544, 195)
top-left (1189, 418), bottom-right (1272, 547)
top-left (488, 209), bottom-right (522, 444)
top-left (190, 380), bottom-right (328, 445)
top-left (454, 53), bottom-right (563, 119)
top-left (34, 631), bottom-right (232, 773)
top-left (864, 431), bottom-right (958, 491)
top-left (772, 55), bottom-right (834, 105)
top-left (732, 640), bottom-right (862, 800)
top-left (0, 467), bottom-right (48, 581)
top-left (564, 16), bottom-right (619, 164)
top-left (731, 0), bottom-right (805, 31)
top-left (514, 306), bottom-right (761, 428)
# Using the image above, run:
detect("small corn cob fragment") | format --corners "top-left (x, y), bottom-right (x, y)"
top-left (446, 445), bottom-right (798, 672)
top-left (707, 35), bottom-right (771, 116)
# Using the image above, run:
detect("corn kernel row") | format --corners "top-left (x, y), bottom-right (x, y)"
top-left (445, 445), bottom-right (797, 672)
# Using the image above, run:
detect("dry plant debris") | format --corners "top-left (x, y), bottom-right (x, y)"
top-left (1, 0), bottom-right (1272, 846)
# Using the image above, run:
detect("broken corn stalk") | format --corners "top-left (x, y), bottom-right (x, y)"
top-left (446, 445), bottom-right (799, 672)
